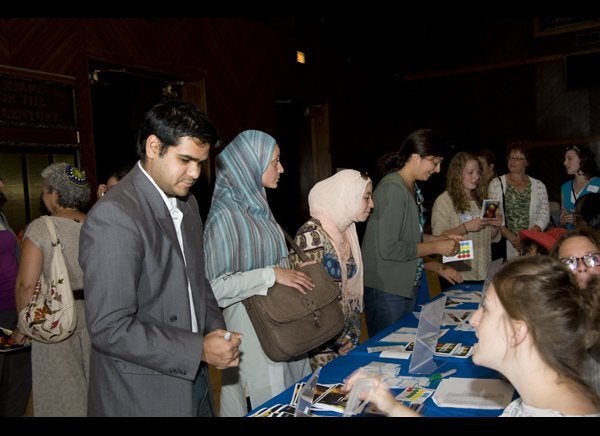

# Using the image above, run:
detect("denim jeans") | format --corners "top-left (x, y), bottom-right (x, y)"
top-left (192, 364), bottom-right (214, 417)
top-left (363, 286), bottom-right (417, 338)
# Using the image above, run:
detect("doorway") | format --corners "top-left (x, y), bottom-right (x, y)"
top-left (89, 65), bottom-right (211, 214)
top-left (269, 99), bottom-right (332, 234)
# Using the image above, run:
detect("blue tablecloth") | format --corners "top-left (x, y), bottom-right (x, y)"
top-left (248, 280), bottom-right (514, 417)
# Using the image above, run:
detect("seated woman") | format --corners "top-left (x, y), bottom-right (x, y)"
top-left (550, 227), bottom-right (600, 397)
top-left (343, 255), bottom-right (600, 417)
top-left (550, 226), bottom-right (600, 290)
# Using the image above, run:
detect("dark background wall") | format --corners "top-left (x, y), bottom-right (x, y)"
top-left (1, 17), bottom-right (600, 234)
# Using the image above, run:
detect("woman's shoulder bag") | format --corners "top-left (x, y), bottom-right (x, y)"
top-left (17, 216), bottom-right (77, 343)
top-left (242, 230), bottom-right (345, 362)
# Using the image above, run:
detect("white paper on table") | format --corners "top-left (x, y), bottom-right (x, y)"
top-left (432, 377), bottom-right (514, 409)
top-left (362, 361), bottom-right (401, 376)
top-left (383, 375), bottom-right (431, 389)
top-left (380, 327), bottom-right (449, 343)
top-left (380, 350), bottom-right (411, 359)
top-left (367, 345), bottom-right (407, 353)
top-left (380, 327), bottom-right (417, 343)
top-left (454, 323), bottom-right (476, 332)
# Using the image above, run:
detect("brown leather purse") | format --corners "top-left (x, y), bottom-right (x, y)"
top-left (242, 231), bottom-right (344, 362)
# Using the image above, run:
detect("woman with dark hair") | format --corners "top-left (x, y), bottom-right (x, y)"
top-left (560, 144), bottom-right (600, 230)
top-left (14, 163), bottom-right (91, 416)
top-left (475, 149), bottom-right (497, 192)
top-left (361, 129), bottom-right (462, 337)
top-left (96, 165), bottom-right (132, 199)
top-left (488, 143), bottom-right (550, 259)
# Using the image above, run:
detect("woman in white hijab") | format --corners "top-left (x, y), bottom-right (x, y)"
top-left (291, 169), bottom-right (374, 369)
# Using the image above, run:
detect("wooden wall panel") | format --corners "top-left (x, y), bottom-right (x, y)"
top-left (1, 17), bottom-right (599, 223)
top-left (0, 18), bottom-right (312, 188)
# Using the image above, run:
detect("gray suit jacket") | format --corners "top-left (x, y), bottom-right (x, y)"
top-left (79, 164), bottom-right (225, 416)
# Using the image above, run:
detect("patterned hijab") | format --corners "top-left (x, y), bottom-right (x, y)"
top-left (204, 130), bottom-right (289, 280)
top-left (309, 169), bottom-right (370, 313)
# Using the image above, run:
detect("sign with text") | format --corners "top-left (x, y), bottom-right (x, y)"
top-left (0, 67), bottom-right (78, 147)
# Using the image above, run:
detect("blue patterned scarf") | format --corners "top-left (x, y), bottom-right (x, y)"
top-left (204, 130), bottom-right (289, 279)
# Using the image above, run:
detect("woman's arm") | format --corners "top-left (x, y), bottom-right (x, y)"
top-left (424, 261), bottom-right (464, 285)
top-left (210, 268), bottom-right (276, 308)
top-left (418, 235), bottom-right (460, 258)
top-left (532, 179), bottom-right (550, 231)
top-left (14, 237), bottom-right (43, 313)
top-left (431, 193), bottom-right (469, 237)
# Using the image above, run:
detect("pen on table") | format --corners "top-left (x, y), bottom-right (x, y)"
top-left (223, 331), bottom-right (232, 341)
top-left (429, 368), bottom-right (457, 382)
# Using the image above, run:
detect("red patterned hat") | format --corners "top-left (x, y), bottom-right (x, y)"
top-left (519, 227), bottom-right (567, 251)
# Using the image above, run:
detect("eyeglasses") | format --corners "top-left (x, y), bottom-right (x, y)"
top-left (507, 156), bottom-right (527, 162)
top-left (560, 253), bottom-right (600, 271)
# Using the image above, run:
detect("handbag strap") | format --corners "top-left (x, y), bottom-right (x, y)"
top-left (41, 215), bottom-right (60, 246)
top-left (282, 229), bottom-right (309, 263)
top-left (497, 176), bottom-right (506, 208)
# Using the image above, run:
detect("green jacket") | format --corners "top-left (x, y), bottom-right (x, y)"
top-left (361, 172), bottom-right (421, 298)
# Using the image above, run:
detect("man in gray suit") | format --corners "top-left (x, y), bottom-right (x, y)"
top-left (80, 100), bottom-right (241, 417)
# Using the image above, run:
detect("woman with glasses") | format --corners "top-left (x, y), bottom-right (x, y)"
top-left (361, 129), bottom-right (463, 337)
top-left (551, 227), bottom-right (600, 403)
top-left (290, 169), bottom-right (374, 369)
top-left (560, 144), bottom-right (600, 230)
top-left (551, 227), bottom-right (600, 290)
top-left (488, 143), bottom-right (550, 259)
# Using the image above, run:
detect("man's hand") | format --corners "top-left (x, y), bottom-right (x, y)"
top-left (202, 329), bottom-right (242, 369)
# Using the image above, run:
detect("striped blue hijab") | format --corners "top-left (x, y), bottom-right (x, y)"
top-left (204, 130), bottom-right (289, 280)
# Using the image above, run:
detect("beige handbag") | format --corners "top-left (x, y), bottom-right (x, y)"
top-left (18, 216), bottom-right (77, 343)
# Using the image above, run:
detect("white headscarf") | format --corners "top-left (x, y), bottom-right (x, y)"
top-left (309, 169), bottom-right (371, 313)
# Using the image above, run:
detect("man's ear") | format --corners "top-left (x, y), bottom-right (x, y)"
top-left (146, 135), bottom-right (161, 158)
top-left (511, 320), bottom-right (529, 347)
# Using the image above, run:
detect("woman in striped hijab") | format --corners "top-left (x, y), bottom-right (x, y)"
top-left (204, 130), bottom-right (312, 417)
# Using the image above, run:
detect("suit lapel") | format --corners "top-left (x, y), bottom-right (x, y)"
top-left (132, 166), bottom-right (184, 261)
